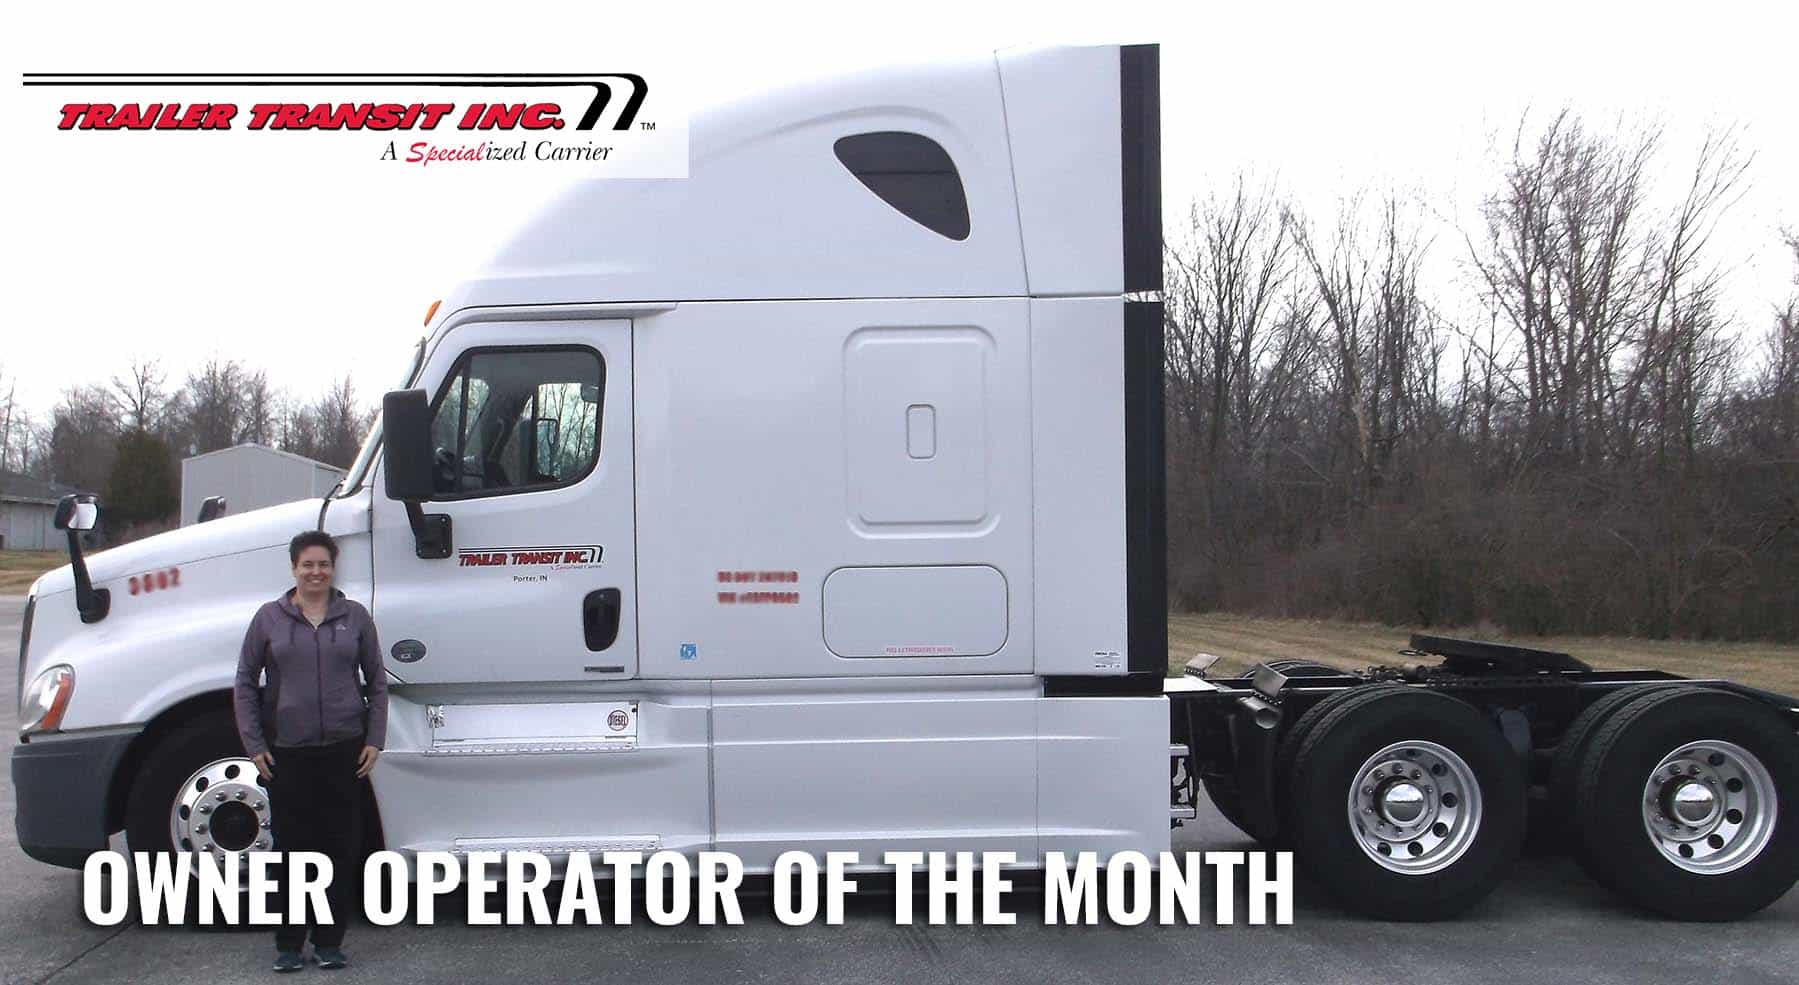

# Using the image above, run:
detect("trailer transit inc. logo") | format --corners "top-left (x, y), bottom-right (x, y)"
top-left (21, 73), bottom-right (688, 176)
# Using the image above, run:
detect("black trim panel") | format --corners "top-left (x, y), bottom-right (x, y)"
top-left (1124, 300), bottom-right (1167, 679)
top-left (1045, 674), bottom-right (1163, 697)
top-left (1120, 44), bottom-right (1162, 294)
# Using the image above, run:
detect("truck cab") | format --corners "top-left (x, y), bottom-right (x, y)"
top-left (15, 43), bottom-right (1173, 873)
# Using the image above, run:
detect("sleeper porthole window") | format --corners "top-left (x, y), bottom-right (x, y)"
top-left (833, 131), bottom-right (971, 241)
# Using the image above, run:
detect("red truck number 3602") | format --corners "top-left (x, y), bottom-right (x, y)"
top-left (127, 567), bottom-right (181, 596)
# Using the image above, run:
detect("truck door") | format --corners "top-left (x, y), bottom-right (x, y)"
top-left (370, 318), bottom-right (636, 683)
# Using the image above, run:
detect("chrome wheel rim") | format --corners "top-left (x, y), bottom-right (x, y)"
top-left (1348, 740), bottom-right (1483, 875)
top-left (169, 757), bottom-right (273, 865)
top-left (1641, 739), bottom-right (1776, 875)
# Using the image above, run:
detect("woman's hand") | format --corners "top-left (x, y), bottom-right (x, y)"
top-left (252, 751), bottom-right (275, 781)
top-left (356, 745), bottom-right (381, 778)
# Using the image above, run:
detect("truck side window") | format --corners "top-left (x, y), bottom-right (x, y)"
top-left (427, 347), bottom-right (605, 497)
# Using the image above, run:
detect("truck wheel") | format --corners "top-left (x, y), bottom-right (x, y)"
top-left (1541, 684), bottom-right (1690, 853)
top-left (1285, 686), bottom-right (1524, 920)
top-left (125, 714), bottom-right (274, 868)
top-left (1572, 688), bottom-right (1799, 920)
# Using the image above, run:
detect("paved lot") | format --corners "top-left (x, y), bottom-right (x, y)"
top-left (4, 595), bottom-right (1796, 985)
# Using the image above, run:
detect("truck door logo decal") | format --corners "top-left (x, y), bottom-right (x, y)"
top-left (606, 709), bottom-right (630, 731)
top-left (392, 639), bottom-right (427, 663)
top-left (457, 545), bottom-right (604, 570)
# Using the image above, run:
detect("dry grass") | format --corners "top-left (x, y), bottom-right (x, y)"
top-left (1170, 612), bottom-right (1799, 697)
top-left (0, 550), bottom-right (62, 595)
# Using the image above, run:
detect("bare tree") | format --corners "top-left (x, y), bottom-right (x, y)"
top-left (180, 357), bottom-right (248, 455)
top-left (48, 384), bottom-right (121, 491)
top-left (1469, 112), bottom-right (1660, 466)
top-left (110, 358), bottom-right (167, 433)
top-left (1290, 195), bottom-right (1441, 497)
top-left (1161, 178), bottom-right (1316, 605)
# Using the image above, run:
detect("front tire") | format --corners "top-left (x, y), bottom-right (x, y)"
top-left (1572, 688), bottom-right (1799, 920)
top-left (125, 713), bottom-right (272, 863)
top-left (1283, 687), bottom-right (1525, 920)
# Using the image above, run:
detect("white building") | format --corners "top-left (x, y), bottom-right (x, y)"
top-left (0, 470), bottom-right (78, 551)
top-left (179, 444), bottom-right (345, 526)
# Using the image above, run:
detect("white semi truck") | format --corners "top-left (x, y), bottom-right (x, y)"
top-left (14, 44), bottom-right (1799, 922)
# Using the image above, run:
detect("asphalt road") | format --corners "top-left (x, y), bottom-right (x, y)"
top-left (3, 595), bottom-right (1795, 985)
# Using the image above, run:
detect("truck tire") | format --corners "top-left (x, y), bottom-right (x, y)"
top-left (125, 713), bottom-right (273, 864)
top-left (1541, 684), bottom-right (1690, 850)
top-left (1284, 686), bottom-right (1525, 920)
top-left (1572, 688), bottom-right (1799, 920)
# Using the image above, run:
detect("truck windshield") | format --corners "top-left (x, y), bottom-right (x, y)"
top-left (339, 336), bottom-right (427, 495)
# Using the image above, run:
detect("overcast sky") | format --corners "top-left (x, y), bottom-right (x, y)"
top-left (4, 0), bottom-right (1795, 421)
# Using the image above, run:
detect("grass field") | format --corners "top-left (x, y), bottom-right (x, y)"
top-left (0, 550), bottom-right (60, 595)
top-left (1171, 612), bottom-right (1799, 697)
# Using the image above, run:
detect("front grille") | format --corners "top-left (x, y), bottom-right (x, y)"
top-left (17, 594), bottom-right (34, 712)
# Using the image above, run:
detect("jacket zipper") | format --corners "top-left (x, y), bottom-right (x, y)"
top-left (315, 615), bottom-right (325, 741)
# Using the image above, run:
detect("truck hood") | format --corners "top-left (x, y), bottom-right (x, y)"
top-left (29, 498), bottom-right (324, 598)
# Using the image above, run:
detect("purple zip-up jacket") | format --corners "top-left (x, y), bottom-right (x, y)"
top-left (233, 588), bottom-right (389, 757)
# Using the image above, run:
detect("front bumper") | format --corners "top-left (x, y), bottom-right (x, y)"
top-left (12, 728), bottom-right (138, 869)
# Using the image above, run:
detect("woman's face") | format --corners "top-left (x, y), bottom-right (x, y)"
top-left (292, 545), bottom-right (334, 594)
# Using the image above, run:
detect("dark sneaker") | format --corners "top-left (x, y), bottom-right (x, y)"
top-left (273, 951), bottom-right (304, 973)
top-left (313, 947), bottom-right (348, 970)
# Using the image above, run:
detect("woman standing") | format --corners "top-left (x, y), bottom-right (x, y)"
top-left (234, 530), bottom-right (389, 972)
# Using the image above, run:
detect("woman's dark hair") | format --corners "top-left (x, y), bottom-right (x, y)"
top-left (289, 530), bottom-right (340, 565)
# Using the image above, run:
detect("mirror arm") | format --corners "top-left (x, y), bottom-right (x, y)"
top-left (403, 501), bottom-right (453, 560)
top-left (65, 528), bottom-right (110, 624)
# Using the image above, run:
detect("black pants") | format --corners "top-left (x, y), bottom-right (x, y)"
top-left (267, 737), bottom-right (364, 951)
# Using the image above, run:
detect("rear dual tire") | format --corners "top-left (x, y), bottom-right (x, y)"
top-left (1570, 688), bottom-right (1799, 921)
top-left (1280, 686), bottom-right (1524, 920)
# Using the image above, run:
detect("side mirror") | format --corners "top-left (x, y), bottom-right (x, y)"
top-left (382, 389), bottom-right (436, 502)
top-left (52, 495), bottom-right (109, 623)
top-left (197, 496), bottom-right (228, 523)
top-left (53, 494), bottom-right (99, 532)
top-left (381, 389), bottom-right (452, 560)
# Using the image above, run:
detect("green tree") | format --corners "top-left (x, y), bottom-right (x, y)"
top-left (105, 429), bottom-right (178, 532)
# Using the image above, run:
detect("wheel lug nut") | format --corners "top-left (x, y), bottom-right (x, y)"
top-left (1670, 765), bottom-right (1683, 776)
top-left (214, 792), bottom-right (226, 801)
top-left (252, 802), bottom-right (265, 810)
top-left (198, 805), bottom-right (212, 815)
top-left (234, 791), bottom-right (246, 800)
top-left (195, 823), bottom-right (208, 833)
top-left (1688, 765), bottom-right (1701, 775)
top-left (1362, 787), bottom-right (1373, 796)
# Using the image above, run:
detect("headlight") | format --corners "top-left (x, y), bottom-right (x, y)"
top-left (20, 664), bottom-right (74, 736)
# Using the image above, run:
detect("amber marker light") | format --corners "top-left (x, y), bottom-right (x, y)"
top-left (424, 299), bottom-right (442, 326)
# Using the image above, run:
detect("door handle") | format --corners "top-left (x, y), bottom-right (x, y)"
top-left (583, 588), bottom-right (622, 651)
